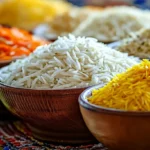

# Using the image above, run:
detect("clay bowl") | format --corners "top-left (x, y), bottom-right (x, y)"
top-left (0, 82), bottom-right (95, 144)
top-left (79, 84), bottom-right (150, 150)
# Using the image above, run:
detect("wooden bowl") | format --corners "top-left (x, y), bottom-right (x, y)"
top-left (79, 84), bottom-right (150, 150)
top-left (0, 82), bottom-right (95, 144)
top-left (0, 101), bottom-right (18, 121)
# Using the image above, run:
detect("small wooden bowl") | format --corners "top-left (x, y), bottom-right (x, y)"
top-left (79, 84), bottom-right (150, 150)
top-left (0, 83), bottom-right (95, 144)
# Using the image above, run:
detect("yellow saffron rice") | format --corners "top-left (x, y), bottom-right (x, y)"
top-left (88, 60), bottom-right (150, 111)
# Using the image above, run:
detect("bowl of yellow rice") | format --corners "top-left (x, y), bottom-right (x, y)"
top-left (79, 60), bottom-right (150, 150)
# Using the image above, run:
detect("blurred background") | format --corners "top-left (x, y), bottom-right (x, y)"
top-left (0, 0), bottom-right (149, 31)
top-left (68, 0), bottom-right (150, 8)
top-left (0, 0), bottom-right (150, 62)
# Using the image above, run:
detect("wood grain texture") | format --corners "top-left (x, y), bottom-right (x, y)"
top-left (0, 83), bottom-right (95, 144)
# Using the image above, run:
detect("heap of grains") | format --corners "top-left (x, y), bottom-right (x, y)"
top-left (116, 28), bottom-right (150, 59)
top-left (0, 35), bottom-right (139, 89)
top-left (88, 60), bottom-right (150, 111)
top-left (73, 6), bottom-right (150, 42)
top-left (0, 26), bottom-right (47, 61)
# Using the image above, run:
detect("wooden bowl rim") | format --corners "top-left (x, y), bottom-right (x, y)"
top-left (79, 84), bottom-right (150, 116)
top-left (0, 81), bottom-right (86, 92)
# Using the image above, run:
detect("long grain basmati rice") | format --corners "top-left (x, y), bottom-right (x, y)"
top-left (0, 35), bottom-right (139, 89)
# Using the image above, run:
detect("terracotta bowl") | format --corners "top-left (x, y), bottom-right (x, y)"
top-left (79, 84), bottom-right (150, 150)
top-left (0, 82), bottom-right (95, 144)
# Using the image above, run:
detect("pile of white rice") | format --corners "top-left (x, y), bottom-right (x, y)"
top-left (73, 6), bottom-right (150, 42)
top-left (116, 28), bottom-right (150, 59)
top-left (0, 35), bottom-right (139, 89)
top-left (34, 7), bottom-right (96, 40)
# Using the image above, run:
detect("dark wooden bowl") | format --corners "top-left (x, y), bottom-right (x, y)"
top-left (0, 82), bottom-right (95, 144)
top-left (79, 84), bottom-right (150, 150)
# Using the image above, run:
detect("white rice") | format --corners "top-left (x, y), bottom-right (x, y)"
top-left (73, 6), bottom-right (150, 42)
top-left (116, 28), bottom-right (150, 59)
top-left (0, 35), bottom-right (139, 89)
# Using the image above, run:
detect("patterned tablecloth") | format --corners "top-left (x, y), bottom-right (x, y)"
top-left (0, 121), bottom-right (108, 150)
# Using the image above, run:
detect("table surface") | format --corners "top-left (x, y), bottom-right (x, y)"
top-left (0, 120), bottom-right (108, 150)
